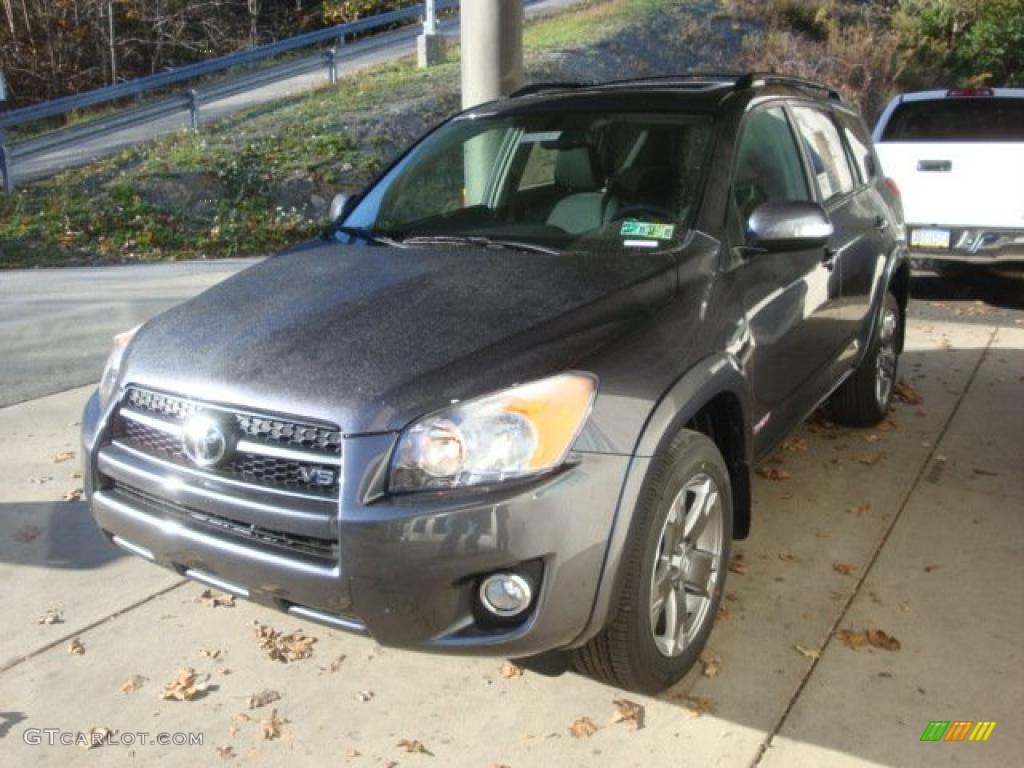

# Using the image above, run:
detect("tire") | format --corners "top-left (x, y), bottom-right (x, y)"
top-left (574, 429), bottom-right (732, 694)
top-left (829, 291), bottom-right (902, 427)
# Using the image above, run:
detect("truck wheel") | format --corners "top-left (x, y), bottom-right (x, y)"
top-left (574, 430), bottom-right (732, 694)
top-left (829, 291), bottom-right (902, 427)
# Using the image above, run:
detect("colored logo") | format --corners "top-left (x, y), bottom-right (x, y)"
top-left (920, 721), bottom-right (996, 742)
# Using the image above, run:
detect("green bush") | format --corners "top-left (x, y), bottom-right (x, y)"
top-left (322, 0), bottom-right (415, 24)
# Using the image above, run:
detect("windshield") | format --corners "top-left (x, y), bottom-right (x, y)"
top-left (337, 110), bottom-right (713, 251)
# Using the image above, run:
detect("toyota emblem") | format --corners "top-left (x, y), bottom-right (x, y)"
top-left (182, 413), bottom-right (231, 467)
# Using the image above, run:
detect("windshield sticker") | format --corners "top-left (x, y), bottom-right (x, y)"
top-left (521, 131), bottom-right (563, 143)
top-left (620, 221), bottom-right (675, 240)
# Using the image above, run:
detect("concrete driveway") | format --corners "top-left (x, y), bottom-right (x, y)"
top-left (0, 281), bottom-right (1021, 767)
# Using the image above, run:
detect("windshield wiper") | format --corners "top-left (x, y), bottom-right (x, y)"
top-left (333, 225), bottom-right (408, 248)
top-left (402, 234), bottom-right (561, 256)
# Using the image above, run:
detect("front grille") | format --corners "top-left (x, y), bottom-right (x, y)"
top-left (113, 388), bottom-right (342, 498)
top-left (111, 483), bottom-right (337, 561)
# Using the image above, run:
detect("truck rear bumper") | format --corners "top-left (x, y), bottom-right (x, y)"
top-left (908, 225), bottom-right (1024, 264)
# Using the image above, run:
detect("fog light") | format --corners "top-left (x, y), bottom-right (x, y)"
top-left (479, 573), bottom-right (533, 617)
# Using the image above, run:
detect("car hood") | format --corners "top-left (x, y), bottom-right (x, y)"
top-left (121, 241), bottom-right (678, 433)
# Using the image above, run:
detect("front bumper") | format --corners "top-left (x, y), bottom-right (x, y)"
top-left (83, 391), bottom-right (630, 657)
top-left (908, 225), bottom-right (1024, 264)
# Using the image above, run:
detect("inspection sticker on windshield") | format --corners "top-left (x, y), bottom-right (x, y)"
top-left (620, 221), bottom-right (675, 240)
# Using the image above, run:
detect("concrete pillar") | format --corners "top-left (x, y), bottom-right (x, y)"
top-left (460, 0), bottom-right (524, 109)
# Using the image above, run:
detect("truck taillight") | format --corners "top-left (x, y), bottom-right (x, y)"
top-left (885, 177), bottom-right (901, 197)
top-left (947, 87), bottom-right (994, 98)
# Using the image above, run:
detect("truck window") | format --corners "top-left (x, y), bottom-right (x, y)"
top-left (881, 98), bottom-right (1024, 142)
top-left (791, 106), bottom-right (856, 201)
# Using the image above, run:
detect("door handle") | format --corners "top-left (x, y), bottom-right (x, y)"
top-left (874, 215), bottom-right (889, 231)
top-left (822, 247), bottom-right (836, 270)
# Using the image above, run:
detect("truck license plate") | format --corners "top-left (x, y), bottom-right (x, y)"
top-left (911, 228), bottom-right (951, 249)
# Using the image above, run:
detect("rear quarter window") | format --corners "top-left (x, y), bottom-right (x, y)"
top-left (881, 98), bottom-right (1024, 142)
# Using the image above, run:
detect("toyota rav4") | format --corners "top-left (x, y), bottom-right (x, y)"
top-left (82, 73), bottom-right (909, 693)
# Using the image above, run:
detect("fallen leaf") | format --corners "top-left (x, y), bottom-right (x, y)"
top-left (815, 530), bottom-right (832, 539)
top-left (120, 674), bottom-right (146, 693)
top-left (867, 628), bottom-right (902, 651)
top-left (862, 433), bottom-right (881, 443)
top-left (832, 562), bottom-right (856, 576)
top-left (396, 738), bottom-right (432, 754)
top-left (877, 418), bottom-right (898, 432)
top-left (51, 450), bottom-right (75, 463)
top-left (782, 437), bottom-right (809, 452)
top-left (63, 488), bottom-right (84, 502)
top-left (197, 589), bottom-right (235, 608)
top-left (216, 745), bottom-right (235, 759)
top-left (972, 467), bottom-right (999, 477)
top-left (853, 452), bottom-right (884, 466)
top-left (678, 695), bottom-right (717, 718)
top-left (728, 557), bottom-right (748, 575)
top-left (261, 709), bottom-right (288, 741)
top-left (893, 379), bottom-right (924, 405)
top-left (68, 638), bottom-right (85, 655)
top-left (159, 667), bottom-right (210, 701)
top-left (199, 648), bottom-right (222, 659)
top-left (252, 622), bottom-right (317, 662)
top-left (499, 661), bottom-right (524, 679)
top-left (778, 552), bottom-right (798, 563)
top-left (699, 653), bottom-right (720, 678)
top-left (568, 717), bottom-right (599, 738)
top-left (836, 629), bottom-right (869, 650)
top-left (77, 726), bottom-right (114, 750)
top-left (715, 606), bottom-right (730, 623)
top-left (345, 749), bottom-right (362, 758)
top-left (323, 654), bottom-right (346, 673)
top-left (756, 466), bottom-right (792, 481)
top-left (794, 644), bottom-right (820, 659)
top-left (847, 503), bottom-right (872, 516)
top-left (610, 698), bottom-right (645, 730)
top-left (923, 564), bottom-right (941, 573)
top-left (37, 608), bottom-right (64, 625)
top-left (247, 689), bottom-right (281, 710)
top-left (12, 525), bottom-right (43, 543)
top-left (355, 690), bottom-right (374, 702)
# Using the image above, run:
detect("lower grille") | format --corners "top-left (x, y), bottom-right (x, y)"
top-left (111, 483), bottom-right (337, 562)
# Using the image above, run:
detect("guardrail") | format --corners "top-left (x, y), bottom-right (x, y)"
top-left (0, 0), bottom-right (458, 192)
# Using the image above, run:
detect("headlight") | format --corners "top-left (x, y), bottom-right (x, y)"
top-left (390, 372), bottom-right (598, 492)
top-left (98, 325), bottom-right (141, 408)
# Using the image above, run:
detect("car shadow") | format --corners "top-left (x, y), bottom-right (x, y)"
top-left (0, 501), bottom-right (123, 570)
top-left (910, 269), bottom-right (1024, 312)
top-left (0, 711), bottom-right (28, 740)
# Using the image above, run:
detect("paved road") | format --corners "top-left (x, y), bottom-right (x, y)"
top-left (0, 310), bottom-right (1020, 767)
top-left (8, 0), bottom-right (581, 186)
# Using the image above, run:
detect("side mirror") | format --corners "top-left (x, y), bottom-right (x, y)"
top-left (329, 193), bottom-right (353, 222)
top-left (746, 201), bottom-right (833, 252)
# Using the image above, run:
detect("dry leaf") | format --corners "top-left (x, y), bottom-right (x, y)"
top-left (51, 450), bottom-right (75, 463)
top-left (499, 661), bottom-right (524, 679)
top-left (923, 564), bottom-right (941, 573)
top-left (853, 452), bottom-right (884, 466)
top-left (815, 530), bottom-right (832, 539)
top-left (247, 689), bottom-right (281, 710)
top-left (396, 738), bottom-right (432, 754)
top-left (836, 629), bottom-right (869, 650)
top-left (778, 552), bottom-right (798, 562)
top-left (699, 653), bottom-right (720, 678)
top-left (355, 690), bottom-right (374, 702)
top-left (120, 674), bottom-right (146, 693)
top-left (848, 503), bottom-right (872, 516)
top-left (972, 468), bottom-right (999, 477)
top-left (893, 379), bottom-right (924, 405)
top-left (216, 745), bottom-right (235, 759)
top-left (63, 488), bottom-right (84, 502)
top-left (252, 622), bottom-right (317, 662)
top-left (728, 557), bottom-right (748, 576)
top-left (345, 749), bottom-right (362, 758)
top-left (867, 628), bottom-right (902, 651)
top-left (67, 638), bottom-right (85, 655)
top-left (782, 437), bottom-right (809, 452)
top-left (261, 709), bottom-right (288, 741)
top-left (679, 695), bottom-right (717, 718)
top-left (78, 726), bottom-right (114, 750)
top-left (568, 717), bottom-right (599, 738)
top-left (756, 466), bottom-right (792, 481)
top-left (37, 608), bottom-right (64, 624)
top-left (715, 606), bottom-right (730, 623)
top-left (159, 667), bottom-right (210, 701)
top-left (794, 644), bottom-right (820, 659)
top-left (199, 648), bottom-right (222, 659)
top-left (832, 562), bottom-right (856, 576)
top-left (12, 525), bottom-right (43, 543)
top-left (610, 699), bottom-right (645, 731)
top-left (197, 589), bottom-right (235, 608)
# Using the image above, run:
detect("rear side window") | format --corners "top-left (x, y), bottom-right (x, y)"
top-left (836, 112), bottom-right (875, 184)
top-left (791, 106), bottom-right (856, 201)
top-left (881, 98), bottom-right (1024, 142)
top-left (733, 107), bottom-right (812, 220)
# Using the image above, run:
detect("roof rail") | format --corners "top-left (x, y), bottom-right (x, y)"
top-left (736, 72), bottom-right (843, 101)
top-left (508, 81), bottom-right (592, 98)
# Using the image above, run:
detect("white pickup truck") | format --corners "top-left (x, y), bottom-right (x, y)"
top-left (873, 88), bottom-right (1024, 273)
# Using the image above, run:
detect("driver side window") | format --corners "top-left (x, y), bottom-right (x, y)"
top-left (732, 107), bottom-right (812, 221)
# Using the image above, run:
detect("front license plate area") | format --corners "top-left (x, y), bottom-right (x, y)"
top-left (911, 228), bottom-right (951, 249)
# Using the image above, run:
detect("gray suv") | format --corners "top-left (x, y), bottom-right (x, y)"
top-left (82, 73), bottom-right (908, 693)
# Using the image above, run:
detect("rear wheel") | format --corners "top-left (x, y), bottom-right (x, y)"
top-left (829, 291), bottom-right (902, 427)
top-left (574, 430), bottom-right (732, 694)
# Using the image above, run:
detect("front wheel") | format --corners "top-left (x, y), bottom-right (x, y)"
top-left (829, 291), bottom-right (902, 426)
top-left (574, 430), bottom-right (732, 693)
